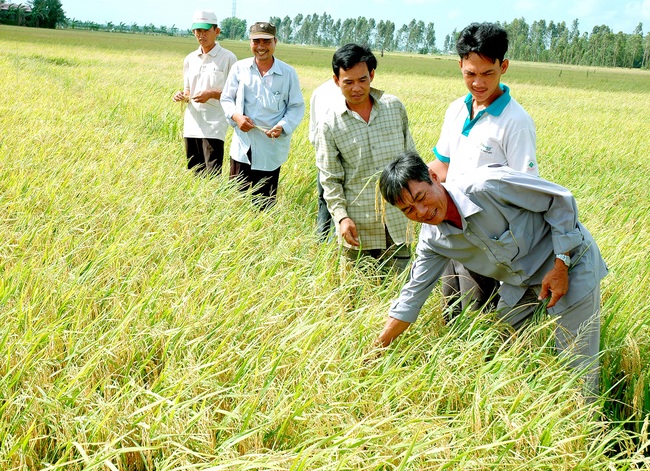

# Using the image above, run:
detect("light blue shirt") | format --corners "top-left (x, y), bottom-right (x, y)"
top-left (221, 56), bottom-right (305, 171)
top-left (389, 165), bottom-right (608, 323)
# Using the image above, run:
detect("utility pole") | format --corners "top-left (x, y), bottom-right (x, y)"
top-left (232, 0), bottom-right (236, 18)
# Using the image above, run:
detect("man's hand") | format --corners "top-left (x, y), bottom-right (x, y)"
top-left (339, 217), bottom-right (360, 247)
top-left (232, 113), bottom-right (255, 132)
top-left (377, 317), bottom-right (411, 348)
top-left (539, 259), bottom-right (570, 308)
top-left (173, 90), bottom-right (189, 103)
top-left (264, 124), bottom-right (283, 139)
top-left (192, 89), bottom-right (221, 103)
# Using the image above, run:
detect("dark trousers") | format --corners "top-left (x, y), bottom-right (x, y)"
top-left (185, 137), bottom-right (224, 175)
top-left (229, 150), bottom-right (280, 211)
top-left (316, 171), bottom-right (333, 242)
top-left (341, 227), bottom-right (411, 274)
top-left (441, 259), bottom-right (500, 319)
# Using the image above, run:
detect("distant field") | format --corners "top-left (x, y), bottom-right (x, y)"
top-left (1, 25), bottom-right (649, 470)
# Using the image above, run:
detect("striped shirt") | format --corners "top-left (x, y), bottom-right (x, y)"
top-left (316, 88), bottom-right (416, 250)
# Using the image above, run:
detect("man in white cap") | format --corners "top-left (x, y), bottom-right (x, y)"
top-left (173, 10), bottom-right (237, 175)
top-left (220, 22), bottom-right (305, 210)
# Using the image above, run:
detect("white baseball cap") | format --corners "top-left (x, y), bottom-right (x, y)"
top-left (191, 10), bottom-right (218, 30)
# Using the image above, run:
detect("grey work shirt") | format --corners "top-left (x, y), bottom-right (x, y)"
top-left (389, 165), bottom-right (608, 324)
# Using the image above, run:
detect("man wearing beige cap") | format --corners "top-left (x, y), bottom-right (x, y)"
top-left (221, 21), bottom-right (305, 209)
top-left (173, 10), bottom-right (237, 175)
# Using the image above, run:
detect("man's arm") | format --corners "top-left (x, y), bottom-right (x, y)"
top-left (377, 317), bottom-right (411, 348)
top-left (274, 68), bottom-right (305, 135)
top-left (495, 171), bottom-right (585, 306)
top-left (219, 64), bottom-right (256, 132)
top-left (220, 64), bottom-right (241, 121)
top-left (504, 126), bottom-right (538, 175)
top-left (316, 124), bottom-right (349, 225)
top-left (315, 123), bottom-right (361, 247)
top-left (191, 89), bottom-right (222, 102)
top-left (375, 237), bottom-right (449, 347)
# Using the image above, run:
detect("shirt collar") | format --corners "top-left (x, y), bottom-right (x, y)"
top-left (464, 84), bottom-right (511, 117)
top-left (195, 42), bottom-right (222, 58)
top-left (251, 57), bottom-right (283, 76)
top-left (441, 181), bottom-right (483, 229)
top-left (333, 86), bottom-right (385, 115)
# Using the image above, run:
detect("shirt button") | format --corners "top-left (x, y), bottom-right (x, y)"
top-left (466, 231), bottom-right (472, 236)
top-left (482, 247), bottom-right (487, 251)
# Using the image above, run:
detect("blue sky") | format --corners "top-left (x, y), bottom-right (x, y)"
top-left (61, 0), bottom-right (649, 44)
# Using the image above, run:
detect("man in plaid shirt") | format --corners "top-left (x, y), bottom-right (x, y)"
top-left (316, 43), bottom-right (416, 272)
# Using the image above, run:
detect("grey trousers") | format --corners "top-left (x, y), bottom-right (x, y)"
top-left (497, 286), bottom-right (601, 399)
top-left (441, 260), bottom-right (500, 318)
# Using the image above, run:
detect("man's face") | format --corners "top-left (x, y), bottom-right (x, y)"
top-left (460, 52), bottom-right (509, 107)
top-left (334, 62), bottom-right (374, 107)
top-left (193, 26), bottom-right (219, 51)
top-left (251, 38), bottom-right (277, 62)
top-left (394, 171), bottom-right (448, 225)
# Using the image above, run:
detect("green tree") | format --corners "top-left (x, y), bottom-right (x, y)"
top-left (28, 0), bottom-right (65, 28)
top-left (505, 17), bottom-right (530, 60)
top-left (589, 25), bottom-right (613, 66)
top-left (445, 28), bottom-right (458, 54)
top-left (626, 23), bottom-right (644, 68)
top-left (220, 17), bottom-right (247, 40)
top-left (292, 13), bottom-right (303, 41)
top-left (405, 19), bottom-right (424, 52)
top-left (529, 19), bottom-right (548, 61)
top-left (340, 18), bottom-right (356, 45)
top-left (395, 23), bottom-right (408, 51)
top-left (354, 16), bottom-right (371, 46)
top-left (319, 12), bottom-right (334, 47)
top-left (277, 16), bottom-right (292, 43)
top-left (331, 18), bottom-right (342, 46)
top-left (376, 20), bottom-right (395, 56)
top-left (423, 22), bottom-right (436, 54)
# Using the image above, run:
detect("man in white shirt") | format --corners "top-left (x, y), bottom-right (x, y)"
top-left (173, 10), bottom-right (236, 175)
top-left (309, 79), bottom-right (341, 241)
top-left (429, 23), bottom-right (538, 317)
top-left (220, 22), bottom-right (305, 210)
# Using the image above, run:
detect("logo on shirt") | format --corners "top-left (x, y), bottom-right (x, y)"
top-left (479, 143), bottom-right (493, 155)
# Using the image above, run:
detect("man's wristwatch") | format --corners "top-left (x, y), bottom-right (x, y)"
top-left (555, 253), bottom-right (571, 267)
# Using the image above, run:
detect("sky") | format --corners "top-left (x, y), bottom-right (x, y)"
top-left (60, 0), bottom-right (650, 45)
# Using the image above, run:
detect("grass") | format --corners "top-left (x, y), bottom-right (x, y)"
top-left (1, 25), bottom-right (649, 469)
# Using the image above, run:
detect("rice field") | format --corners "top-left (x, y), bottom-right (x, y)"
top-left (0, 25), bottom-right (649, 470)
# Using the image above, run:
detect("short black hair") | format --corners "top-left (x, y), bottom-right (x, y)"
top-left (456, 22), bottom-right (509, 64)
top-left (332, 43), bottom-right (377, 78)
top-left (380, 150), bottom-right (433, 206)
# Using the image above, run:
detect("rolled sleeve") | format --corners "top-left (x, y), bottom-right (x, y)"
top-left (552, 227), bottom-right (585, 256)
top-left (388, 241), bottom-right (448, 323)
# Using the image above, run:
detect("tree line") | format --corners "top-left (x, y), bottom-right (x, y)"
top-left (262, 13), bottom-right (649, 69)
top-left (3, 3), bottom-right (649, 69)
